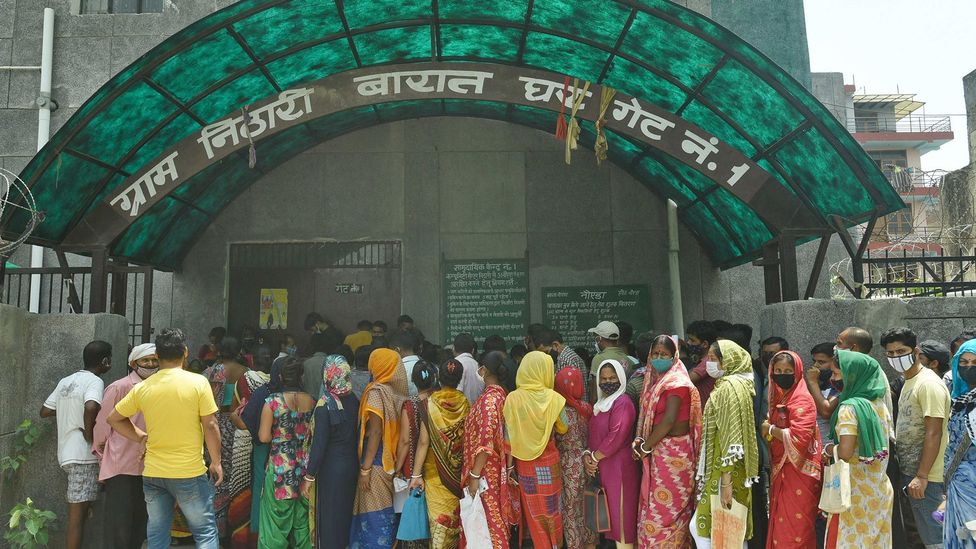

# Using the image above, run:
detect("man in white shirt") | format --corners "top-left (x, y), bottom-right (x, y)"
top-left (454, 333), bottom-right (484, 404)
top-left (392, 329), bottom-right (421, 395)
top-left (40, 340), bottom-right (113, 549)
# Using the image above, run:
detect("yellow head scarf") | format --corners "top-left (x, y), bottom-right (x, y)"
top-left (503, 351), bottom-right (566, 461)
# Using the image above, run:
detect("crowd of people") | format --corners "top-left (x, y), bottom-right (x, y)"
top-left (38, 311), bottom-right (976, 549)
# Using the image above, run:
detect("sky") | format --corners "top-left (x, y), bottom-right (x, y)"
top-left (804, 0), bottom-right (976, 172)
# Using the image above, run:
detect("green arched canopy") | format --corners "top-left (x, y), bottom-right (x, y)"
top-left (3, 0), bottom-right (903, 270)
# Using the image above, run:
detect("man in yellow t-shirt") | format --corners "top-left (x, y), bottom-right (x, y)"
top-left (108, 328), bottom-right (222, 549)
top-left (882, 327), bottom-right (951, 549)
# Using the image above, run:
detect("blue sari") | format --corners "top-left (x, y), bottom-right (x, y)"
top-left (945, 403), bottom-right (976, 548)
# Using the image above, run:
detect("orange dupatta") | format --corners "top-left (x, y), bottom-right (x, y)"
top-left (358, 348), bottom-right (408, 473)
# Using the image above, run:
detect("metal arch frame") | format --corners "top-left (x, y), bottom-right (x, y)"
top-left (6, 0), bottom-right (902, 305)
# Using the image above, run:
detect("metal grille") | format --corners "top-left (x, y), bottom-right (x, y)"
top-left (229, 241), bottom-right (402, 270)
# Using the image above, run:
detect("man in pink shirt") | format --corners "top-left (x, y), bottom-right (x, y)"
top-left (93, 343), bottom-right (158, 549)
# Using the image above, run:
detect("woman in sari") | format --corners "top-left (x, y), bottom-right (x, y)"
top-left (203, 337), bottom-right (254, 543)
top-left (555, 366), bottom-right (598, 549)
top-left (412, 359), bottom-right (470, 548)
top-left (396, 360), bottom-right (439, 549)
top-left (502, 351), bottom-right (568, 549)
top-left (632, 335), bottom-right (702, 549)
top-left (586, 359), bottom-right (639, 548)
top-left (350, 348), bottom-right (409, 549)
top-left (462, 351), bottom-right (514, 549)
top-left (693, 340), bottom-right (759, 549)
top-left (257, 358), bottom-right (315, 548)
top-left (942, 339), bottom-right (976, 548)
top-left (301, 355), bottom-right (360, 549)
top-left (761, 351), bottom-right (821, 549)
top-left (823, 350), bottom-right (893, 549)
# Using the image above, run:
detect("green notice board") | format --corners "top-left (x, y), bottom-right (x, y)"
top-left (542, 285), bottom-right (651, 348)
top-left (442, 259), bottom-right (529, 345)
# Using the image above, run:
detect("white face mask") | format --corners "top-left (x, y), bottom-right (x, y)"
top-left (706, 361), bottom-right (724, 379)
top-left (887, 353), bottom-right (915, 374)
top-left (594, 341), bottom-right (602, 354)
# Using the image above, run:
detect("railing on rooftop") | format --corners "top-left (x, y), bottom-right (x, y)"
top-left (848, 114), bottom-right (952, 134)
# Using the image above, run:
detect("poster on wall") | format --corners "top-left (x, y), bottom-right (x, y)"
top-left (259, 288), bottom-right (288, 330)
top-left (442, 259), bottom-right (529, 345)
top-left (542, 285), bottom-right (651, 348)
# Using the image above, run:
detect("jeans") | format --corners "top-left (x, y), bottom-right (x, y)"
top-left (902, 473), bottom-right (946, 548)
top-left (144, 475), bottom-right (219, 549)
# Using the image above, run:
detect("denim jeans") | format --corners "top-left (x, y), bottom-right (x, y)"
top-left (143, 475), bottom-right (218, 549)
top-left (902, 473), bottom-right (946, 548)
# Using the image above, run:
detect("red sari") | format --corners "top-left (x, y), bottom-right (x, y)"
top-left (635, 338), bottom-right (702, 549)
top-left (461, 384), bottom-right (511, 549)
top-left (766, 350), bottom-right (822, 549)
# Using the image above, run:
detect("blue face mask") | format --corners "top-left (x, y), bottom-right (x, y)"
top-left (650, 358), bottom-right (673, 373)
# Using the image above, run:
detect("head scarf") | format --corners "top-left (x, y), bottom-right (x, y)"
top-left (319, 354), bottom-right (353, 411)
top-left (427, 382), bottom-right (471, 498)
top-left (127, 343), bottom-right (156, 367)
top-left (951, 339), bottom-right (976, 399)
top-left (767, 350), bottom-right (821, 481)
top-left (638, 336), bottom-right (701, 452)
top-left (503, 351), bottom-right (566, 461)
top-left (594, 359), bottom-right (628, 415)
top-left (359, 348), bottom-right (409, 473)
top-left (555, 367), bottom-right (591, 420)
top-left (239, 356), bottom-right (286, 438)
top-left (696, 339), bottom-right (759, 490)
top-left (828, 350), bottom-right (889, 460)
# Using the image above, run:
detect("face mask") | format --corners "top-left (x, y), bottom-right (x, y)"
top-left (651, 358), bottom-right (673, 373)
top-left (887, 353), bottom-right (915, 374)
top-left (599, 382), bottom-right (621, 396)
top-left (286, 346), bottom-right (297, 356)
top-left (958, 366), bottom-right (976, 388)
top-left (136, 366), bottom-right (158, 379)
top-left (772, 373), bottom-right (794, 391)
top-left (705, 361), bottom-right (723, 379)
top-left (594, 342), bottom-right (602, 354)
top-left (830, 378), bottom-right (844, 392)
top-left (761, 353), bottom-right (775, 367)
top-left (549, 350), bottom-right (560, 364)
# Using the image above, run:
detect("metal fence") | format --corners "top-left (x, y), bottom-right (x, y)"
top-left (1, 264), bottom-right (154, 345)
top-left (848, 114), bottom-right (952, 134)
top-left (863, 248), bottom-right (976, 298)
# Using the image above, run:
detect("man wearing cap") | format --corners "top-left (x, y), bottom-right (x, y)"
top-left (93, 344), bottom-right (158, 549)
top-left (918, 339), bottom-right (952, 389)
top-left (588, 320), bottom-right (631, 400)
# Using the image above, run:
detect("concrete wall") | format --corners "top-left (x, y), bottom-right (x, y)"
top-left (811, 72), bottom-right (848, 124)
top-left (0, 304), bottom-right (128, 548)
top-left (760, 297), bottom-right (976, 375)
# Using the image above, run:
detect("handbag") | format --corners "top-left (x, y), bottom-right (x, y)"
top-left (818, 445), bottom-right (851, 514)
top-left (396, 487), bottom-right (430, 541)
top-left (583, 475), bottom-right (611, 533)
top-left (710, 494), bottom-right (749, 549)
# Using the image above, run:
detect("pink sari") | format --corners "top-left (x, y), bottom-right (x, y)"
top-left (636, 337), bottom-right (702, 548)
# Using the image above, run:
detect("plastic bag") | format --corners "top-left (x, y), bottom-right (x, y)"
top-left (710, 494), bottom-right (748, 549)
top-left (393, 477), bottom-right (409, 513)
top-left (818, 445), bottom-right (851, 514)
top-left (460, 477), bottom-right (492, 548)
top-left (396, 487), bottom-right (431, 541)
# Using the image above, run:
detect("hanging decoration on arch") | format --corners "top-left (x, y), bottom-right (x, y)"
top-left (565, 78), bottom-right (591, 165)
top-left (595, 86), bottom-right (617, 165)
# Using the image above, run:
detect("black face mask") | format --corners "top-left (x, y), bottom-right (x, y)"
top-left (830, 378), bottom-right (844, 393)
top-left (959, 366), bottom-right (976, 388)
top-left (772, 373), bottom-right (795, 391)
top-left (549, 350), bottom-right (560, 364)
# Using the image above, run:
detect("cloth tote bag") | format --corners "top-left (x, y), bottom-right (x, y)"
top-left (583, 475), bottom-right (611, 533)
top-left (396, 487), bottom-right (431, 541)
top-left (818, 445), bottom-right (851, 514)
top-left (710, 494), bottom-right (749, 549)
top-left (459, 477), bottom-right (492, 548)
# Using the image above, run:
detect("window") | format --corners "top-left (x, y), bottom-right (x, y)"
top-left (79, 0), bottom-right (165, 14)
top-left (886, 207), bottom-right (913, 237)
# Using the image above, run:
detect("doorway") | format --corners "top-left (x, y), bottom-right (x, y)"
top-left (228, 241), bottom-right (402, 342)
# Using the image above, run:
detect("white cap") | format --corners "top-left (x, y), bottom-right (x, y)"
top-left (587, 321), bottom-right (620, 340)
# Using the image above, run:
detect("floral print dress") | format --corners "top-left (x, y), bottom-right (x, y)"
top-left (267, 393), bottom-right (313, 500)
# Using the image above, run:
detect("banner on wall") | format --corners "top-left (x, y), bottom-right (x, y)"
top-left (442, 258), bottom-right (529, 345)
top-left (259, 288), bottom-right (288, 330)
top-left (542, 284), bottom-right (651, 348)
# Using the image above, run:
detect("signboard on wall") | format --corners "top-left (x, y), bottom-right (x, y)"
top-left (442, 259), bottom-right (529, 345)
top-left (259, 288), bottom-right (288, 330)
top-left (542, 285), bottom-right (651, 348)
